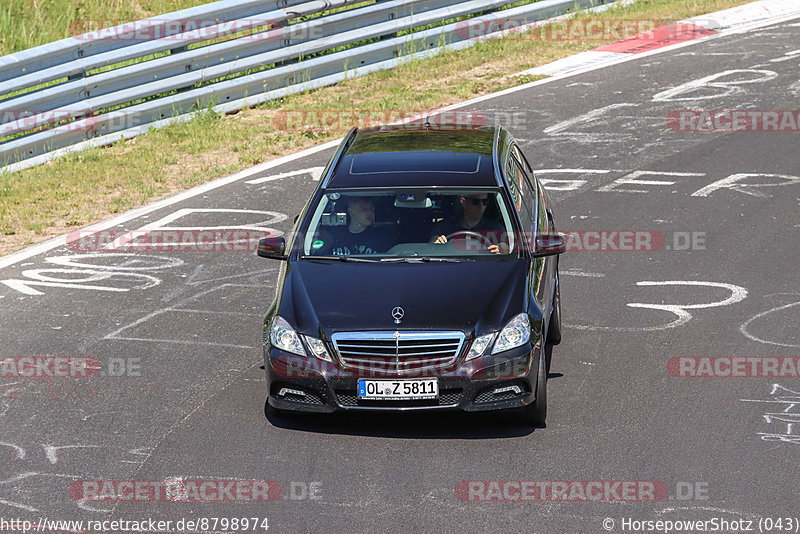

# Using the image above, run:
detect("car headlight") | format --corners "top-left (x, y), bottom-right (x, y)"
top-left (492, 313), bottom-right (531, 354)
top-left (270, 316), bottom-right (306, 356)
top-left (466, 333), bottom-right (494, 360)
top-left (304, 335), bottom-right (332, 362)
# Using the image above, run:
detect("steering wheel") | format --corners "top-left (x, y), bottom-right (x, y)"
top-left (445, 230), bottom-right (494, 248)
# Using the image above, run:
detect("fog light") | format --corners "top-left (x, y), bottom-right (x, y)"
top-left (492, 385), bottom-right (522, 396)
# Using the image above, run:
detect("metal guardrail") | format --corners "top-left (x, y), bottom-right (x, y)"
top-left (0, 0), bottom-right (610, 173)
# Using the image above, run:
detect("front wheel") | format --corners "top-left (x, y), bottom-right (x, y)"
top-left (516, 350), bottom-right (547, 426)
top-left (546, 271), bottom-right (562, 345)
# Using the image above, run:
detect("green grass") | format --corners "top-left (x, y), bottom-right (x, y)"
top-left (0, 0), bottom-right (212, 56)
top-left (1, 0), bottom-right (467, 136)
top-left (0, 0), bottom-right (756, 254)
top-left (0, 1), bottom-right (213, 103)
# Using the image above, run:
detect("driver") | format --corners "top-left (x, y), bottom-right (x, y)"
top-left (321, 196), bottom-right (394, 255)
top-left (429, 193), bottom-right (507, 254)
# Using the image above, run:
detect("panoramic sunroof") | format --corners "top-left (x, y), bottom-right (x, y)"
top-left (348, 151), bottom-right (482, 175)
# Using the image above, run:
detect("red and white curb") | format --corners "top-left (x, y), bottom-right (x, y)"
top-left (517, 0), bottom-right (800, 78)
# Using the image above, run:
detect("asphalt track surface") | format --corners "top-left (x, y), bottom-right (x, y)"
top-left (1, 15), bottom-right (800, 534)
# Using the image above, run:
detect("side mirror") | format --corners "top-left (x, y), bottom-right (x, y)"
top-left (532, 234), bottom-right (565, 257)
top-left (257, 237), bottom-right (287, 260)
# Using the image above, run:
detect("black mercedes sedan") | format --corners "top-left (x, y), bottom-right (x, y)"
top-left (256, 123), bottom-right (564, 425)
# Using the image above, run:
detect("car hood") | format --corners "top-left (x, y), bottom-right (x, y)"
top-left (280, 258), bottom-right (530, 336)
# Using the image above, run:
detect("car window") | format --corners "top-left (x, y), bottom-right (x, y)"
top-left (512, 144), bottom-right (536, 185)
top-left (505, 156), bottom-right (535, 240)
top-left (510, 144), bottom-right (551, 236)
top-left (300, 189), bottom-right (518, 258)
top-left (535, 180), bottom-right (551, 235)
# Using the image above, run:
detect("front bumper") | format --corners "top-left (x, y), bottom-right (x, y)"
top-left (265, 340), bottom-right (543, 413)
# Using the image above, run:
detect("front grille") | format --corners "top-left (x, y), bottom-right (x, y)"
top-left (438, 391), bottom-right (462, 405)
top-left (284, 391), bottom-right (324, 405)
top-left (335, 389), bottom-right (462, 407)
top-left (332, 331), bottom-right (465, 372)
top-left (336, 393), bottom-right (359, 406)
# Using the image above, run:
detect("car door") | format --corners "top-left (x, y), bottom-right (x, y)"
top-left (504, 145), bottom-right (545, 311)
top-left (511, 144), bottom-right (558, 321)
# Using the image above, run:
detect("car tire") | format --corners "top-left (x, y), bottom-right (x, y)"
top-left (546, 271), bottom-right (562, 345)
top-left (517, 349), bottom-right (547, 426)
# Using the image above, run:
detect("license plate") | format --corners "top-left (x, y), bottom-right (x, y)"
top-left (358, 379), bottom-right (438, 400)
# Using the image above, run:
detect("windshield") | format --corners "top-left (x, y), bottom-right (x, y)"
top-left (300, 189), bottom-right (518, 259)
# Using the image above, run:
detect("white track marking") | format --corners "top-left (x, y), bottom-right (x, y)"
top-left (741, 301), bottom-right (800, 347)
top-left (0, 441), bottom-right (26, 460)
top-left (692, 173), bottom-right (800, 198)
top-left (45, 254), bottom-right (183, 271)
top-left (41, 444), bottom-right (101, 465)
top-left (655, 506), bottom-right (759, 520)
top-left (245, 166), bottom-right (325, 184)
top-left (1, 269), bottom-right (160, 296)
top-left (568, 281), bottom-right (747, 332)
top-left (0, 472), bottom-right (40, 512)
top-left (636, 281), bottom-right (748, 309)
top-left (560, 269), bottom-right (606, 278)
top-left (597, 171), bottom-right (706, 194)
top-left (103, 208), bottom-right (286, 250)
top-left (0, 278), bottom-right (128, 296)
top-left (740, 384), bottom-right (800, 445)
top-left (652, 69), bottom-right (779, 101)
top-left (104, 283), bottom-right (259, 349)
top-left (75, 497), bottom-right (111, 513)
top-left (535, 169), bottom-right (611, 173)
top-left (536, 169), bottom-right (610, 191)
top-left (539, 180), bottom-right (586, 191)
top-left (543, 103), bottom-right (639, 135)
top-left (2, 253), bottom-right (181, 295)
top-left (0, 498), bottom-right (38, 512)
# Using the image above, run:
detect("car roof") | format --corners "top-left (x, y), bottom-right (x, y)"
top-left (324, 125), bottom-right (502, 189)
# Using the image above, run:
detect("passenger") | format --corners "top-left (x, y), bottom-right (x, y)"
top-left (430, 193), bottom-right (507, 254)
top-left (321, 196), bottom-right (394, 255)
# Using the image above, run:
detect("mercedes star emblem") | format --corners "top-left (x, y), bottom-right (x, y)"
top-left (391, 307), bottom-right (405, 324)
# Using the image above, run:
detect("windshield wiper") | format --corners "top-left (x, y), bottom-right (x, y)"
top-left (380, 256), bottom-right (462, 263)
top-left (301, 255), bottom-right (379, 262)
